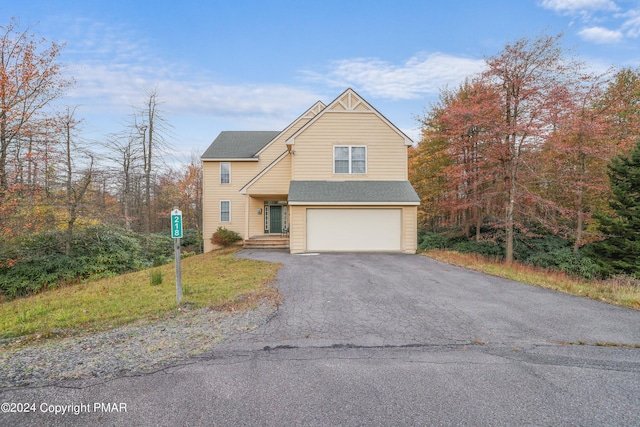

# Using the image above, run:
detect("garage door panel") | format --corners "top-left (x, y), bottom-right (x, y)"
top-left (306, 209), bottom-right (401, 252)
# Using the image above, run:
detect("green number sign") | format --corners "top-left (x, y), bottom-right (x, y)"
top-left (171, 209), bottom-right (183, 239)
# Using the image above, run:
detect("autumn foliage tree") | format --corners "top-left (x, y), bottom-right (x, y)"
top-left (535, 71), bottom-right (618, 251)
top-left (602, 68), bottom-right (640, 152)
top-left (0, 18), bottom-right (72, 195)
top-left (409, 129), bottom-right (451, 230)
top-left (412, 33), bottom-right (640, 269)
top-left (431, 79), bottom-right (503, 240)
top-left (478, 33), bottom-right (586, 264)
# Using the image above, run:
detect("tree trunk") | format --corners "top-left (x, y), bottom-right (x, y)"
top-left (27, 136), bottom-right (33, 200)
top-left (123, 172), bottom-right (131, 230)
top-left (143, 91), bottom-right (156, 236)
top-left (0, 116), bottom-right (7, 195)
top-left (65, 121), bottom-right (73, 256)
top-left (475, 205), bottom-right (481, 241)
top-left (574, 189), bottom-right (584, 253)
top-left (505, 175), bottom-right (515, 265)
top-left (574, 151), bottom-right (586, 252)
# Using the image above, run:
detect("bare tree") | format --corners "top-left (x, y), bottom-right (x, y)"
top-left (103, 130), bottom-right (142, 230)
top-left (136, 88), bottom-right (170, 236)
top-left (58, 107), bottom-right (94, 255)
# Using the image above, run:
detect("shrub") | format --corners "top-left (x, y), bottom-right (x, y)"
top-left (418, 231), bottom-right (451, 251)
top-left (416, 228), bottom-right (600, 279)
top-left (418, 231), bottom-right (504, 259)
top-left (450, 240), bottom-right (504, 260)
top-left (0, 253), bottom-right (79, 298)
top-left (181, 229), bottom-right (203, 254)
top-left (0, 224), bottom-right (173, 300)
top-left (73, 224), bottom-right (145, 273)
top-left (138, 232), bottom-right (173, 267)
top-left (212, 227), bottom-right (242, 247)
top-left (526, 248), bottom-right (599, 280)
top-left (513, 234), bottom-right (569, 262)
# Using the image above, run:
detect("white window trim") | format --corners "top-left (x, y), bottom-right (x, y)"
top-left (220, 162), bottom-right (231, 184)
top-left (333, 145), bottom-right (367, 174)
top-left (220, 200), bottom-right (231, 222)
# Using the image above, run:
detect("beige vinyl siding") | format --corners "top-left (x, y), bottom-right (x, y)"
top-left (202, 161), bottom-right (259, 252)
top-left (246, 155), bottom-right (291, 195)
top-left (248, 197), bottom-right (263, 237)
top-left (402, 206), bottom-right (418, 254)
top-left (289, 205), bottom-right (306, 254)
top-left (291, 112), bottom-right (408, 181)
top-left (289, 205), bottom-right (417, 254)
top-left (256, 118), bottom-right (310, 165)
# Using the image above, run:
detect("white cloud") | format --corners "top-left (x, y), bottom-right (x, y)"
top-left (303, 53), bottom-right (485, 100)
top-left (539, 0), bottom-right (618, 13)
top-left (539, 0), bottom-right (640, 44)
top-left (68, 62), bottom-right (320, 120)
top-left (58, 18), bottom-right (321, 123)
top-left (621, 9), bottom-right (640, 38)
top-left (49, 16), bottom-right (325, 150)
top-left (578, 26), bottom-right (624, 43)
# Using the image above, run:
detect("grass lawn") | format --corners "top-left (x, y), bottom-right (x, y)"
top-left (0, 249), bottom-right (281, 343)
top-left (423, 250), bottom-right (640, 310)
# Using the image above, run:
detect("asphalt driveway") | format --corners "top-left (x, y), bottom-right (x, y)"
top-left (2, 251), bottom-right (640, 426)
top-left (229, 250), bottom-right (640, 349)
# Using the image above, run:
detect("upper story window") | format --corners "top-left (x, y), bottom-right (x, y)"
top-left (220, 162), bottom-right (230, 184)
top-left (334, 146), bottom-right (366, 174)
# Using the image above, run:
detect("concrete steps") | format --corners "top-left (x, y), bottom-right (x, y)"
top-left (243, 235), bottom-right (290, 249)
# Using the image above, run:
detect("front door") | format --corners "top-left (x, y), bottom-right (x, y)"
top-left (269, 205), bottom-right (282, 234)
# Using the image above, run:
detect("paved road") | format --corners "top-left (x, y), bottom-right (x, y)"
top-left (2, 251), bottom-right (639, 426)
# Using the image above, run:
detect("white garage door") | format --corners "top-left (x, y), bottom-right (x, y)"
top-left (306, 208), bottom-right (402, 252)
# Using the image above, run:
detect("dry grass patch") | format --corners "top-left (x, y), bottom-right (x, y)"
top-left (423, 250), bottom-right (640, 310)
top-left (0, 249), bottom-right (281, 343)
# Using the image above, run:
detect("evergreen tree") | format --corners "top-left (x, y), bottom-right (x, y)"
top-left (588, 140), bottom-right (640, 277)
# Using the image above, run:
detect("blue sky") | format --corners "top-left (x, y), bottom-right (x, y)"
top-left (2, 0), bottom-right (639, 162)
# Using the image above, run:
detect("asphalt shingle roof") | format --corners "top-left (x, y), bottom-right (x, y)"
top-left (201, 131), bottom-right (280, 159)
top-left (289, 181), bottom-right (420, 204)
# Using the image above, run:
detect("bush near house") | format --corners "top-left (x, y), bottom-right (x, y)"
top-left (212, 227), bottom-right (242, 247)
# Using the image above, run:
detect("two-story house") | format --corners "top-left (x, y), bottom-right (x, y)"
top-left (201, 88), bottom-right (420, 254)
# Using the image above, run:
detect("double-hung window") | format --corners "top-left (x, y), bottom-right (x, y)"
top-left (334, 146), bottom-right (366, 174)
top-left (220, 200), bottom-right (230, 222)
top-left (220, 162), bottom-right (230, 184)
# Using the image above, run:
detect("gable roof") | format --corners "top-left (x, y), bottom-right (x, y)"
top-left (286, 88), bottom-right (413, 147)
top-left (288, 181), bottom-right (420, 205)
top-left (201, 131), bottom-right (280, 160)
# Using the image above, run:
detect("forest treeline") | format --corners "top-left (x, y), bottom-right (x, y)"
top-left (0, 18), bottom-right (202, 298)
top-left (409, 33), bottom-right (640, 279)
